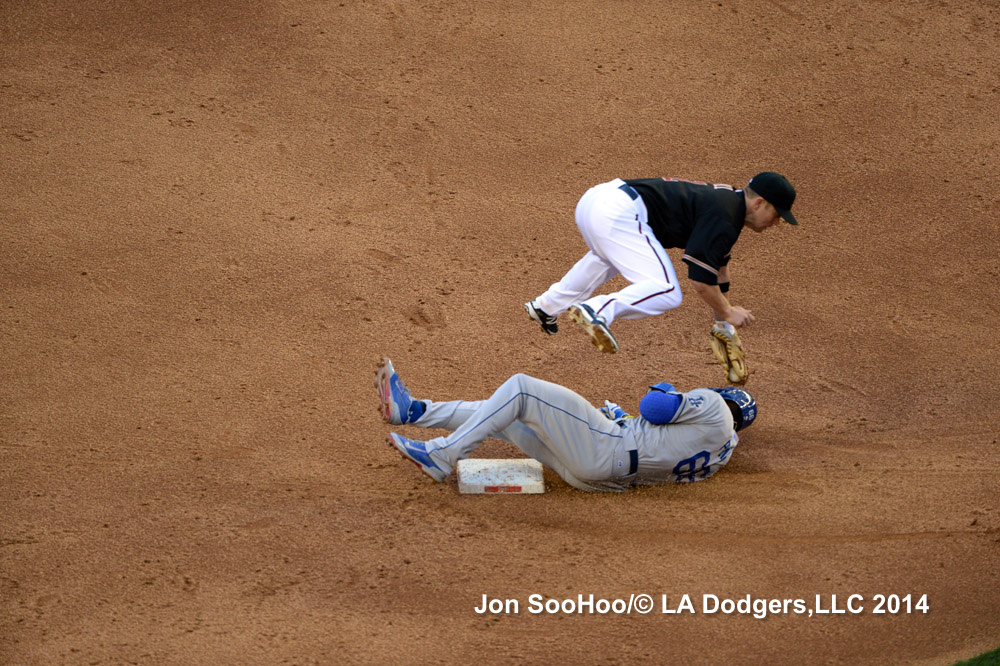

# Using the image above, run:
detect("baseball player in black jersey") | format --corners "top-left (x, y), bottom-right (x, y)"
top-left (525, 172), bottom-right (798, 369)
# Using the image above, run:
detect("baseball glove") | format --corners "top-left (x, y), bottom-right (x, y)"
top-left (710, 323), bottom-right (748, 385)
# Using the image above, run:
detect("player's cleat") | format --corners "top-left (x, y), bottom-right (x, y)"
top-left (374, 357), bottom-right (424, 425)
top-left (388, 433), bottom-right (450, 482)
top-left (524, 300), bottom-right (558, 335)
top-left (568, 303), bottom-right (618, 354)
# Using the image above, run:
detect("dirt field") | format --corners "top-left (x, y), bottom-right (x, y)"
top-left (3, 1), bottom-right (999, 664)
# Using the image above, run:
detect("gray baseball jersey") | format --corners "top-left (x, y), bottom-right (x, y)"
top-left (624, 388), bottom-right (738, 487)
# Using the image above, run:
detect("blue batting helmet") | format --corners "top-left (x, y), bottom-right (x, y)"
top-left (711, 388), bottom-right (757, 431)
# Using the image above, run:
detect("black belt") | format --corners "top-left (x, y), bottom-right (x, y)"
top-left (628, 449), bottom-right (638, 475)
top-left (618, 182), bottom-right (639, 200)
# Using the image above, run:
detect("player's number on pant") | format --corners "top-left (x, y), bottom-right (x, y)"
top-left (673, 451), bottom-right (711, 482)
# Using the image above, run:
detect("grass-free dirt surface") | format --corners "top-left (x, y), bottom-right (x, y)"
top-left (3, 1), bottom-right (999, 664)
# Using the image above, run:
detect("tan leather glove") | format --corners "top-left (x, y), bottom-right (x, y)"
top-left (710, 322), bottom-right (748, 385)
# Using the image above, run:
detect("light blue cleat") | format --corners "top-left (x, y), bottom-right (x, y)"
top-left (387, 433), bottom-right (449, 483)
top-left (374, 357), bottom-right (424, 425)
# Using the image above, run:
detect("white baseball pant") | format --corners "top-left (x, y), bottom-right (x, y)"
top-left (535, 178), bottom-right (682, 325)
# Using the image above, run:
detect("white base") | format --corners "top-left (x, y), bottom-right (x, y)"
top-left (457, 458), bottom-right (545, 494)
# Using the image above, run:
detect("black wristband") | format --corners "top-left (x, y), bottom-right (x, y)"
top-left (719, 282), bottom-right (730, 293)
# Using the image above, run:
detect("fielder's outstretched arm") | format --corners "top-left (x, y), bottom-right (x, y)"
top-left (690, 278), bottom-right (755, 327)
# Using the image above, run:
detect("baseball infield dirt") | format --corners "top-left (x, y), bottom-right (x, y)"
top-left (2, 1), bottom-right (998, 664)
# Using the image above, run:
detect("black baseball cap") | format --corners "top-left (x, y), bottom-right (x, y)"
top-left (749, 172), bottom-right (798, 225)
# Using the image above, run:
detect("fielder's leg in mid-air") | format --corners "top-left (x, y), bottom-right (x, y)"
top-left (524, 178), bottom-right (682, 354)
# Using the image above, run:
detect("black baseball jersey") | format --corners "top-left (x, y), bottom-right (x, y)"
top-left (624, 178), bottom-right (746, 285)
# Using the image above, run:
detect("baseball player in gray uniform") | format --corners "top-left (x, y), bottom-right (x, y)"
top-left (374, 358), bottom-right (757, 493)
top-left (524, 172), bottom-right (799, 354)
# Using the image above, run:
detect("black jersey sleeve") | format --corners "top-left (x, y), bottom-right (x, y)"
top-left (681, 216), bottom-right (740, 285)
